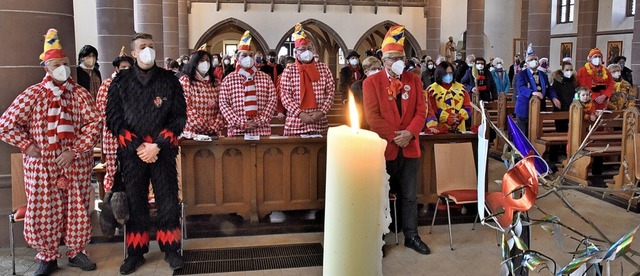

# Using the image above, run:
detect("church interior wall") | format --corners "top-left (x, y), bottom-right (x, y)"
top-left (483, 0), bottom-right (522, 61)
top-left (74, 0), bottom-right (98, 62)
top-left (599, 0), bottom-right (634, 31)
top-left (440, 0), bottom-right (467, 56)
top-left (550, 36), bottom-right (578, 70)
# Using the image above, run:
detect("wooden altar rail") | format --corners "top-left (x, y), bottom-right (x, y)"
top-left (179, 133), bottom-right (478, 223)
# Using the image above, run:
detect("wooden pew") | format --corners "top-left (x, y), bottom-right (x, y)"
top-left (562, 102), bottom-right (626, 186)
top-left (610, 107), bottom-right (640, 201)
top-left (527, 96), bottom-right (569, 157)
top-left (493, 93), bottom-right (514, 152)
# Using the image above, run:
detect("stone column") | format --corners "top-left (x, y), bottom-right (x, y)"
top-left (520, 0), bottom-right (529, 40)
top-left (134, 0), bottom-right (164, 65)
top-left (96, 0), bottom-right (135, 78)
top-left (576, 0), bottom-right (599, 62)
top-left (163, 0), bottom-right (179, 60)
top-left (466, 0), bottom-right (485, 57)
top-left (425, 0), bottom-right (441, 59)
top-left (0, 0), bottom-right (75, 247)
top-left (632, 0), bottom-right (640, 86)
top-left (527, 0), bottom-right (551, 59)
top-left (178, 0), bottom-right (189, 55)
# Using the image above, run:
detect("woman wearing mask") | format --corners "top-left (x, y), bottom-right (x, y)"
top-left (606, 63), bottom-right (635, 111)
top-left (549, 61), bottom-right (577, 163)
top-left (420, 59), bottom-right (436, 90)
top-left (425, 61), bottom-right (472, 133)
top-left (222, 55), bottom-right (234, 79)
top-left (77, 44), bottom-right (102, 99)
top-left (348, 56), bottom-right (382, 130)
top-left (212, 53), bottom-right (224, 81)
top-left (179, 48), bottom-right (223, 137)
top-left (339, 51), bottom-right (364, 102)
top-left (490, 57), bottom-right (510, 93)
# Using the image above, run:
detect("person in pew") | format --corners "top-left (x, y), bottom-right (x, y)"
top-left (363, 25), bottom-right (431, 255)
top-left (490, 57), bottom-right (510, 94)
top-left (0, 28), bottom-right (101, 274)
top-left (551, 61), bottom-right (578, 132)
top-left (613, 56), bottom-right (633, 86)
top-left (219, 31), bottom-right (277, 137)
top-left (260, 50), bottom-right (284, 85)
top-left (462, 57), bottom-right (498, 102)
top-left (420, 59), bottom-right (436, 90)
top-left (280, 23), bottom-right (335, 136)
top-left (106, 32), bottom-right (187, 274)
top-left (212, 53), bottom-right (224, 82)
top-left (576, 86), bottom-right (598, 122)
top-left (515, 54), bottom-right (562, 136)
top-left (349, 56), bottom-right (383, 130)
top-left (424, 61), bottom-right (471, 133)
top-left (339, 50), bottom-right (364, 102)
top-left (606, 63), bottom-right (635, 111)
top-left (577, 48), bottom-right (614, 111)
top-left (180, 45), bottom-right (224, 137)
top-left (97, 47), bottom-right (135, 193)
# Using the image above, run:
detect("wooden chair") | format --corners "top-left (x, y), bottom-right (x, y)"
top-left (429, 142), bottom-right (478, 250)
top-left (9, 153), bottom-right (27, 275)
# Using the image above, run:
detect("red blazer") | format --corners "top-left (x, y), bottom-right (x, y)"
top-left (363, 70), bottom-right (427, 160)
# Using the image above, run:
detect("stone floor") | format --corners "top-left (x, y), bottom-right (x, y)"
top-left (2, 159), bottom-right (640, 275)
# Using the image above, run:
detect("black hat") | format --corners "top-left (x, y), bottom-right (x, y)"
top-left (346, 50), bottom-right (360, 60)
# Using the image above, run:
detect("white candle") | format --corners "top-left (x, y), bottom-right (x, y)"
top-left (323, 93), bottom-right (391, 276)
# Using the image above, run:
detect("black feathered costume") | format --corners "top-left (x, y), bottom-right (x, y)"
top-left (106, 64), bottom-right (186, 256)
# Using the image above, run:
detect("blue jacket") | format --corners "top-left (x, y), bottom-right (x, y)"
top-left (514, 69), bottom-right (557, 119)
top-left (490, 69), bottom-right (510, 93)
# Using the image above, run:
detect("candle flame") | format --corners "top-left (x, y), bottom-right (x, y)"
top-left (348, 91), bottom-right (360, 130)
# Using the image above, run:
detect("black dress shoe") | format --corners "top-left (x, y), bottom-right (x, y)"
top-left (34, 260), bottom-right (58, 276)
top-left (120, 254), bottom-right (145, 275)
top-left (405, 235), bottom-right (431, 255)
top-left (165, 251), bottom-right (184, 270)
top-left (68, 252), bottom-right (97, 271)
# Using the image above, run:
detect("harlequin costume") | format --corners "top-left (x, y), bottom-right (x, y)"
top-left (0, 29), bottom-right (101, 273)
top-left (577, 48), bottom-right (614, 110)
top-left (181, 45), bottom-right (224, 136)
top-left (219, 31), bottom-right (277, 136)
top-left (105, 39), bottom-right (187, 265)
top-left (425, 82), bottom-right (472, 132)
top-left (280, 23), bottom-right (335, 135)
top-left (362, 25), bottom-right (431, 255)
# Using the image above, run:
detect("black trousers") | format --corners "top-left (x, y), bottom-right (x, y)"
top-left (386, 151), bottom-right (419, 239)
top-left (117, 147), bottom-right (181, 256)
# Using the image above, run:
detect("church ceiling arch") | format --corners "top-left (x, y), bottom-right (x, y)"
top-left (274, 18), bottom-right (348, 57)
top-left (194, 18), bottom-right (269, 55)
top-left (353, 20), bottom-right (422, 57)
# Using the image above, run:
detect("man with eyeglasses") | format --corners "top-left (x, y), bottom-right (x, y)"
top-left (280, 23), bottom-right (335, 136)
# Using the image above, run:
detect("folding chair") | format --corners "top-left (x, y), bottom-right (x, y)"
top-left (9, 153), bottom-right (27, 275)
top-left (429, 142), bottom-right (479, 250)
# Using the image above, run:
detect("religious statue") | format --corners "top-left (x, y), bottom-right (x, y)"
top-left (445, 36), bottom-right (456, 62)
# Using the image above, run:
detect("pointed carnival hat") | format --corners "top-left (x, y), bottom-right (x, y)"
top-left (381, 25), bottom-right (405, 58)
top-left (39, 28), bottom-right (67, 64)
top-left (293, 23), bottom-right (311, 48)
top-left (197, 43), bottom-right (207, 52)
top-left (118, 46), bottom-right (127, 57)
top-left (237, 31), bottom-right (253, 53)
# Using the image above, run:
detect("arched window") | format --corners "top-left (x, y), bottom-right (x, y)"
top-left (557, 0), bottom-right (575, 24)
top-left (279, 34), bottom-right (295, 58)
top-left (627, 0), bottom-right (636, 16)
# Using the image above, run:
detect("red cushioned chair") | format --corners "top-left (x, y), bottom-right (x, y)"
top-left (9, 153), bottom-right (27, 275)
top-left (429, 142), bottom-right (478, 250)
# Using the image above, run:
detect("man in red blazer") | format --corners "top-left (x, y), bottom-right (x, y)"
top-left (363, 25), bottom-right (430, 255)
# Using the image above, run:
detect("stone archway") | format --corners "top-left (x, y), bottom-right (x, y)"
top-left (194, 18), bottom-right (270, 56)
top-left (274, 19), bottom-right (348, 76)
top-left (353, 20), bottom-right (423, 58)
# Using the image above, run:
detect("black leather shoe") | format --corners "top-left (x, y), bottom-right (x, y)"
top-left (34, 260), bottom-right (58, 276)
top-left (68, 252), bottom-right (97, 271)
top-left (120, 254), bottom-right (145, 275)
top-left (405, 235), bottom-right (431, 255)
top-left (165, 251), bottom-right (184, 270)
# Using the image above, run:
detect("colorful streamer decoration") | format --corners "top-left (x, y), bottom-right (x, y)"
top-left (507, 116), bottom-right (550, 174)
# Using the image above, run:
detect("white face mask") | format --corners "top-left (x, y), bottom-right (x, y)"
top-left (138, 47), bottom-right (156, 65)
top-left (467, 62), bottom-right (474, 67)
top-left (349, 58), bottom-right (358, 66)
top-left (197, 61), bottom-right (210, 74)
top-left (476, 64), bottom-right (484, 70)
top-left (391, 60), bottom-right (405, 76)
top-left (51, 65), bottom-right (71, 82)
top-left (212, 58), bottom-right (219, 67)
top-left (298, 50), bottom-right (314, 62)
top-left (223, 59), bottom-right (230, 65)
top-left (612, 72), bottom-right (621, 79)
top-left (83, 56), bottom-right (96, 68)
top-left (495, 64), bottom-right (503, 69)
top-left (591, 57), bottom-right (601, 66)
top-left (563, 71), bottom-right (573, 78)
top-left (427, 64), bottom-right (435, 70)
top-left (240, 56), bottom-right (254, 68)
top-left (528, 60), bottom-right (539, 69)
top-left (366, 68), bottom-right (381, 77)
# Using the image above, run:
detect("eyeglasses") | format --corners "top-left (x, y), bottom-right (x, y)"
top-left (385, 56), bottom-right (404, 62)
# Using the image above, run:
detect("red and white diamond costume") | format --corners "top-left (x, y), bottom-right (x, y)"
top-left (219, 68), bottom-right (277, 136)
top-left (96, 77), bottom-right (117, 192)
top-left (0, 75), bottom-right (101, 261)
top-left (279, 61), bottom-right (335, 135)
top-left (179, 74), bottom-right (223, 136)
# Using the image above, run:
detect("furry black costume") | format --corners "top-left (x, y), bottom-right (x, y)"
top-left (106, 64), bottom-right (186, 257)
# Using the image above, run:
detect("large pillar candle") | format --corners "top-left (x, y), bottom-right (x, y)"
top-left (323, 94), bottom-right (391, 276)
